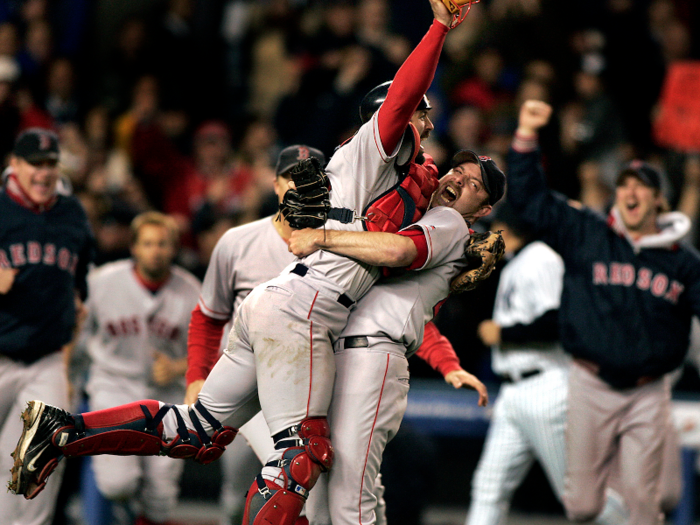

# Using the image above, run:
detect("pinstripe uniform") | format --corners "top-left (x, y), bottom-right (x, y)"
top-left (467, 241), bottom-right (570, 525)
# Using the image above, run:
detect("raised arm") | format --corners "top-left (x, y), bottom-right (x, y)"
top-left (376, 0), bottom-right (451, 153)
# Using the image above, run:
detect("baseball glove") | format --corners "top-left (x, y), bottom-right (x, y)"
top-left (441, 0), bottom-right (480, 27)
top-left (450, 230), bottom-right (505, 294)
top-left (279, 157), bottom-right (331, 229)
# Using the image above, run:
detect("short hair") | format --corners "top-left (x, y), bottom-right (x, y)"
top-left (130, 211), bottom-right (180, 246)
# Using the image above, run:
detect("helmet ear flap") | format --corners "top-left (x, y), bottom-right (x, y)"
top-left (396, 122), bottom-right (421, 169)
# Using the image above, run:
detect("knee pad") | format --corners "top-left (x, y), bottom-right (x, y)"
top-left (242, 417), bottom-right (334, 525)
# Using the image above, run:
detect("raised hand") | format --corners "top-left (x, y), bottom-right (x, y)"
top-left (517, 100), bottom-right (553, 137)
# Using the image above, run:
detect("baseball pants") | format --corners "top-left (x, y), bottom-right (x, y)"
top-left (564, 361), bottom-right (667, 525)
top-left (467, 368), bottom-right (569, 525)
top-left (466, 367), bottom-right (628, 525)
top-left (0, 352), bottom-right (70, 525)
top-left (305, 337), bottom-right (410, 525)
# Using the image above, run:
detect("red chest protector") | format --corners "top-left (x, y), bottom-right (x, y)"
top-left (363, 124), bottom-right (439, 233)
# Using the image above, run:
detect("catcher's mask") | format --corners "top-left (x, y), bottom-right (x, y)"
top-left (359, 81), bottom-right (431, 124)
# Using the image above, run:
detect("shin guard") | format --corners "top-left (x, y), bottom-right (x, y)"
top-left (57, 400), bottom-right (237, 465)
top-left (242, 417), bottom-right (333, 525)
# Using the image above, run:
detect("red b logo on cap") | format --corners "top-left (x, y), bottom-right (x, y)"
top-left (297, 146), bottom-right (309, 161)
top-left (38, 133), bottom-right (51, 150)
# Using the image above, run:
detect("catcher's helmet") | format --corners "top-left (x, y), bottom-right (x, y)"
top-left (359, 81), bottom-right (432, 124)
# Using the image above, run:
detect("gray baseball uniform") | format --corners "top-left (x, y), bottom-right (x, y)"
top-left (80, 260), bottom-right (200, 522)
top-left (304, 206), bottom-right (471, 525)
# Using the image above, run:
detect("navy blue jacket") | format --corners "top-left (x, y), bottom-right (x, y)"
top-left (507, 146), bottom-right (700, 388)
top-left (0, 187), bottom-right (95, 363)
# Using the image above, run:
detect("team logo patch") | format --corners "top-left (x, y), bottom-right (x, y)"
top-left (296, 146), bottom-right (309, 161)
top-left (478, 155), bottom-right (492, 162)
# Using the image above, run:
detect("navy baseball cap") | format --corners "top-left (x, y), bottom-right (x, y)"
top-left (451, 149), bottom-right (506, 205)
top-left (615, 160), bottom-right (661, 190)
top-left (13, 128), bottom-right (60, 163)
top-left (276, 145), bottom-right (326, 176)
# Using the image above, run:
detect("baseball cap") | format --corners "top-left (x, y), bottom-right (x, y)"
top-left (615, 160), bottom-right (661, 190)
top-left (451, 149), bottom-right (506, 205)
top-left (276, 145), bottom-right (326, 176)
top-left (13, 128), bottom-right (60, 163)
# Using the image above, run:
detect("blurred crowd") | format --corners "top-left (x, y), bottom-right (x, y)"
top-left (1, 0), bottom-right (699, 376)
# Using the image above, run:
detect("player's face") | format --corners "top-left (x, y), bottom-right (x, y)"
top-left (410, 109), bottom-right (434, 141)
top-left (10, 156), bottom-right (60, 205)
top-left (131, 224), bottom-right (176, 280)
top-left (614, 175), bottom-right (661, 237)
top-left (274, 173), bottom-right (293, 204)
top-left (430, 161), bottom-right (492, 223)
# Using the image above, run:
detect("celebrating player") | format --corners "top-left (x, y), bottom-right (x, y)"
top-left (77, 211), bottom-right (200, 525)
top-left (8, 3), bottom-right (471, 524)
top-left (287, 149), bottom-right (504, 525)
top-left (507, 99), bottom-right (700, 525)
top-left (0, 128), bottom-right (95, 525)
top-left (184, 143), bottom-right (326, 524)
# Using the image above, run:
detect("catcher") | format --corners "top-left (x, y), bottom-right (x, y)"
top-left (285, 148), bottom-right (505, 525)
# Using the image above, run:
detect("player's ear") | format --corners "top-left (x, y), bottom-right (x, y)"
top-left (475, 204), bottom-right (492, 219)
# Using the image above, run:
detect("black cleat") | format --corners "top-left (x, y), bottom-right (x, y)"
top-left (8, 400), bottom-right (73, 499)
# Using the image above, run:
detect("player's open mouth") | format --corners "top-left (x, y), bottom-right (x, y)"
top-left (441, 183), bottom-right (459, 203)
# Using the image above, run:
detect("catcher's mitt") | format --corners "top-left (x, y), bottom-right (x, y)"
top-left (441, 0), bottom-right (480, 27)
top-left (450, 230), bottom-right (505, 294)
top-left (279, 157), bottom-right (331, 229)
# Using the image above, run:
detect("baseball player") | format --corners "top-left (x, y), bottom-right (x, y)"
top-left (287, 148), bottom-right (504, 525)
top-left (507, 100), bottom-right (700, 525)
top-left (77, 211), bottom-right (200, 525)
top-left (8, 4), bottom-right (468, 524)
top-left (465, 204), bottom-right (628, 525)
top-left (184, 144), bottom-right (326, 525)
top-left (0, 128), bottom-right (94, 525)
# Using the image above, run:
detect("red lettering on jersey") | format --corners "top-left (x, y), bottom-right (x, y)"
top-left (636, 267), bottom-right (652, 290)
top-left (0, 249), bottom-right (10, 268)
top-left (593, 263), bottom-right (608, 284)
top-left (43, 244), bottom-right (56, 265)
top-left (106, 322), bottom-right (118, 336)
top-left (70, 254), bottom-right (79, 275)
top-left (10, 244), bottom-right (26, 266)
top-left (609, 263), bottom-right (623, 284)
top-left (620, 264), bottom-right (635, 286)
top-left (664, 281), bottom-right (684, 304)
top-left (651, 274), bottom-right (669, 297)
top-left (58, 248), bottom-right (71, 270)
top-left (27, 242), bottom-right (41, 264)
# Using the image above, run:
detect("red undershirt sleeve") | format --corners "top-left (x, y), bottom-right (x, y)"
top-left (396, 228), bottom-right (429, 270)
top-left (376, 20), bottom-right (449, 154)
top-left (415, 321), bottom-right (462, 377)
top-left (186, 304), bottom-right (229, 385)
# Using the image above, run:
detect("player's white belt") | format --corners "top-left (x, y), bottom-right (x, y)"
top-left (290, 263), bottom-right (355, 308)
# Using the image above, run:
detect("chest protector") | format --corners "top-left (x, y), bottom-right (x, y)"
top-left (363, 123), bottom-right (439, 233)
